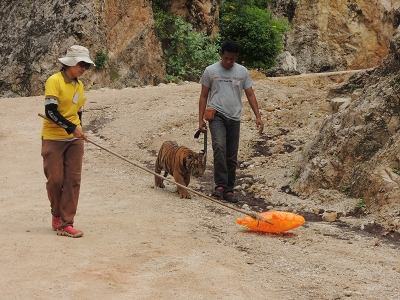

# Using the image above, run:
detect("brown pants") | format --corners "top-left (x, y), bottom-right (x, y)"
top-left (41, 139), bottom-right (84, 228)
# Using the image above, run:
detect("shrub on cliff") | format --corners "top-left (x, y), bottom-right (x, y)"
top-left (154, 10), bottom-right (220, 82)
top-left (219, 0), bottom-right (289, 69)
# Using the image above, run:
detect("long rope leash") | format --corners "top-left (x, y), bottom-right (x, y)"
top-left (38, 113), bottom-right (271, 223)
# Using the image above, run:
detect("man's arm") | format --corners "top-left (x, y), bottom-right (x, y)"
top-left (198, 84), bottom-right (210, 131)
top-left (244, 87), bottom-right (264, 134)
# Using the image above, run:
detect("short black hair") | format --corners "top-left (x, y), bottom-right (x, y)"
top-left (221, 41), bottom-right (239, 54)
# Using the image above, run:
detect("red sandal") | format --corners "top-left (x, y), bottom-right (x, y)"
top-left (57, 225), bottom-right (84, 238)
top-left (211, 186), bottom-right (225, 199)
top-left (224, 191), bottom-right (238, 203)
top-left (52, 216), bottom-right (61, 231)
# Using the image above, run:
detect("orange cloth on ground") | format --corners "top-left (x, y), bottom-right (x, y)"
top-left (236, 211), bottom-right (305, 233)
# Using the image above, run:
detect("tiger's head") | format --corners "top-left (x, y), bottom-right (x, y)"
top-left (185, 149), bottom-right (206, 178)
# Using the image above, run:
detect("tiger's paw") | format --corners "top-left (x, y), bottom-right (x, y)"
top-left (155, 182), bottom-right (165, 188)
top-left (180, 193), bottom-right (191, 199)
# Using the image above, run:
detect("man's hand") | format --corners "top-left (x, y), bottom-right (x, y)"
top-left (256, 118), bottom-right (264, 134)
top-left (199, 119), bottom-right (207, 132)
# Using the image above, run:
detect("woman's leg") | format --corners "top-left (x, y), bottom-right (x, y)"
top-left (41, 140), bottom-right (65, 218)
top-left (61, 139), bottom-right (84, 227)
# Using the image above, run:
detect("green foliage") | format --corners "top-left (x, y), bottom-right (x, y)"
top-left (153, 9), bottom-right (176, 41)
top-left (393, 168), bottom-right (400, 174)
top-left (153, 7), bottom-right (221, 82)
top-left (342, 186), bottom-right (350, 195)
top-left (11, 87), bottom-right (19, 93)
top-left (110, 71), bottom-right (118, 82)
top-left (253, 0), bottom-right (271, 7)
top-left (152, 0), bottom-right (172, 12)
top-left (292, 171), bottom-right (299, 182)
top-left (355, 198), bottom-right (366, 209)
top-left (95, 50), bottom-right (107, 70)
top-left (156, 16), bottom-right (220, 82)
top-left (219, 0), bottom-right (289, 69)
top-left (109, 63), bottom-right (119, 82)
top-left (349, 83), bottom-right (358, 91)
top-left (152, 0), bottom-right (287, 79)
top-left (165, 74), bottom-right (180, 84)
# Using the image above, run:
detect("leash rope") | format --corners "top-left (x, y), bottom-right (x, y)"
top-left (38, 113), bottom-right (271, 223)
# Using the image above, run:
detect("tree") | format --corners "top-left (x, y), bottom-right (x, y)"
top-left (219, 0), bottom-right (289, 69)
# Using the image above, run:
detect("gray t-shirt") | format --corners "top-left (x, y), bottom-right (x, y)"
top-left (199, 62), bottom-right (254, 121)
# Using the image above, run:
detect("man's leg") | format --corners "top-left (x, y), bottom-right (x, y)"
top-left (209, 113), bottom-right (228, 190)
top-left (226, 119), bottom-right (240, 192)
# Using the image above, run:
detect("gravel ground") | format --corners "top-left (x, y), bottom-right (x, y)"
top-left (1, 71), bottom-right (399, 299)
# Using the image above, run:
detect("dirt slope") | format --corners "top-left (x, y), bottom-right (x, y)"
top-left (1, 73), bottom-right (399, 299)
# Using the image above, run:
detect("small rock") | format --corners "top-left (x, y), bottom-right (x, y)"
top-left (235, 185), bottom-right (243, 191)
top-left (322, 211), bottom-right (337, 222)
top-left (343, 290), bottom-right (352, 297)
top-left (241, 204), bottom-right (250, 211)
top-left (333, 293), bottom-right (341, 299)
top-left (245, 258), bottom-right (254, 264)
top-left (313, 208), bottom-right (325, 214)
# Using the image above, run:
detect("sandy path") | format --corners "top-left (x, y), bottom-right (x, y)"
top-left (1, 81), bottom-right (399, 299)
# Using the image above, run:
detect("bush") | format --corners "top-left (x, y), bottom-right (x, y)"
top-left (153, 9), bottom-right (176, 42)
top-left (219, 0), bottom-right (289, 69)
top-left (95, 50), bottom-right (107, 70)
top-left (154, 13), bottom-right (220, 82)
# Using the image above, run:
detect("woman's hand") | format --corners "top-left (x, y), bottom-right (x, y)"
top-left (73, 126), bottom-right (89, 142)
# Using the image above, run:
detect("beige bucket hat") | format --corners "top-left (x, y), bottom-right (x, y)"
top-left (59, 45), bottom-right (95, 66)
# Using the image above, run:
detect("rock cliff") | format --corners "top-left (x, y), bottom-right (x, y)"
top-left (272, 0), bottom-right (400, 73)
top-left (291, 26), bottom-right (400, 214)
top-left (0, 0), bottom-right (165, 97)
top-left (1, 0), bottom-right (399, 97)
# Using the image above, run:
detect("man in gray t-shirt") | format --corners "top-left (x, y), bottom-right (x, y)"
top-left (198, 41), bottom-right (264, 203)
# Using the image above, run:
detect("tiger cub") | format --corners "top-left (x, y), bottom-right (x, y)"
top-left (155, 141), bottom-right (205, 198)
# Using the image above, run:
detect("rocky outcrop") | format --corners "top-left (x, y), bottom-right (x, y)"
top-left (262, 51), bottom-right (301, 77)
top-left (271, 0), bottom-right (400, 73)
top-left (102, 0), bottom-right (165, 90)
top-left (0, 0), bottom-right (165, 98)
top-left (171, 0), bottom-right (219, 35)
top-left (291, 27), bottom-right (400, 213)
top-left (1, 0), bottom-right (399, 97)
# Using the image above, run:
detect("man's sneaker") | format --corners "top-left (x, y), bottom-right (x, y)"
top-left (211, 186), bottom-right (225, 199)
top-left (57, 225), bottom-right (84, 238)
top-left (224, 191), bottom-right (238, 203)
top-left (52, 216), bottom-right (61, 231)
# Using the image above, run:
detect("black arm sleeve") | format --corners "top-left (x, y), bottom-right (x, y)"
top-left (78, 110), bottom-right (82, 126)
top-left (45, 103), bottom-right (77, 135)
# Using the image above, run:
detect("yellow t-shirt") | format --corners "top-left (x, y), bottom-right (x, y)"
top-left (41, 72), bottom-right (86, 140)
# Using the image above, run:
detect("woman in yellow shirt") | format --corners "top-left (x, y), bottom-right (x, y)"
top-left (41, 45), bottom-right (94, 238)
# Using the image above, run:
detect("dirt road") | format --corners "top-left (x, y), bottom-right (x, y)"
top-left (1, 74), bottom-right (399, 299)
